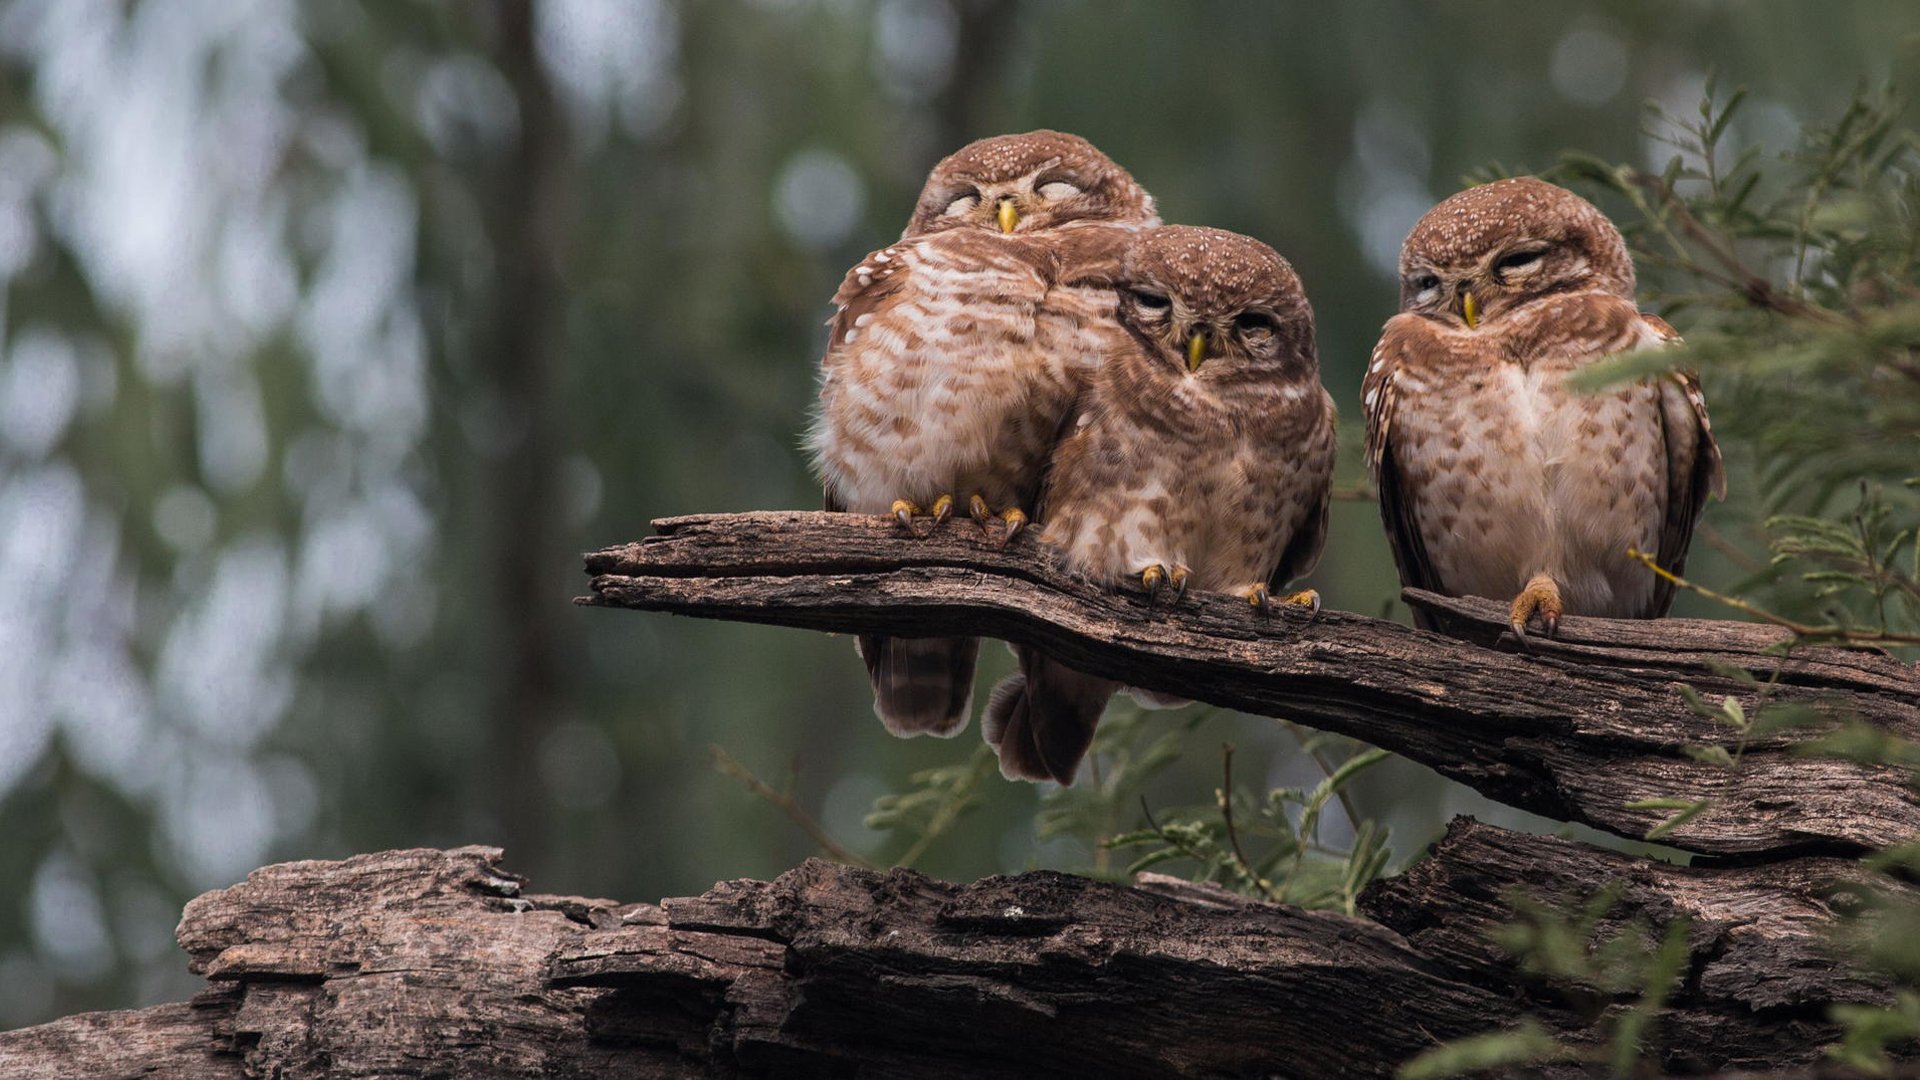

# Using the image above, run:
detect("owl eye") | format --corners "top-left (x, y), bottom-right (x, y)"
top-left (1495, 249), bottom-right (1544, 274)
top-left (1131, 289), bottom-right (1171, 315)
top-left (1037, 180), bottom-right (1082, 201)
top-left (943, 193), bottom-right (979, 217)
top-left (1234, 312), bottom-right (1277, 339)
top-left (1409, 272), bottom-right (1441, 295)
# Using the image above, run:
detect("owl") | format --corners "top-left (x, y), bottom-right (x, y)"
top-left (807, 131), bottom-right (1159, 737)
top-left (983, 226), bottom-right (1336, 783)
top-left (1362, 177), bottom-right (1725, 644)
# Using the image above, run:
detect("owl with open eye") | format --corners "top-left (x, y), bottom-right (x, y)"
top-left (983, 225), bottom-right (1336, 784)
top-left (1362, 177), bottom-right (1724, 643)
top-left (807, 130), bottom-right (1159, 739)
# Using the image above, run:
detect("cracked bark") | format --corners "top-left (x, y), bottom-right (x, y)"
top-left (0, 820), bottom-right (1900, 1079)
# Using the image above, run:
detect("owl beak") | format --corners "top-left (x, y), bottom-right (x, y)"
top-left (997, 198), bottom-right (1019, 233)
top-left (1186, 331), bottom-right (1208, 372)
top-left (1460, 290), bottom-right (1480, 329)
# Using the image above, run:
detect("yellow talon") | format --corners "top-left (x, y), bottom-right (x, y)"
top-left (999, 508), bottom-right (1028, 546)
top-left (1283, 589), bottom-right (1321, 614)
top-left (1141, 564), bottom-right (1165, 592)
top-left (1168, 565), bottom-right (1189, 604)
top-left (930, 494), bottom-right (954, 525)
top-left (1248, 583), bottom-right (1271, 614)
top-left (891, 499), bottom-right (919, 531)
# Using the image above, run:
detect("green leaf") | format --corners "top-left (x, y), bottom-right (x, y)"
top-left (1626, 797), bottom-right (1713, 840)
top-left (1396, 1022), bottom-right (1572, 1080)
top-left (1683, 744), bottom-right (1736, 769)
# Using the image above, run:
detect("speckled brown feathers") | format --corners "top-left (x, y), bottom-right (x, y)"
top-left (808, 132), bottom-right (1158, 738)
top-left (984, 226), bottom-right (1337, 783)
top-left (1363, 178), bottom-right (1724, 634)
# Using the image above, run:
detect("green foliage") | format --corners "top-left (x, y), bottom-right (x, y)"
top-left (1105, 736), bottom-right (1392, 912)
top-left (1033, 702), bottom-right (1195, 876)
top-left (863, 746), bottom-right (1000, 869)
top-left (1396, 1022), bottom-right (1573, 1080)
top-left (1830, 993), bottom-right (1920, 1075)
top-left (1402, 888), bottom-right (1694, 1078)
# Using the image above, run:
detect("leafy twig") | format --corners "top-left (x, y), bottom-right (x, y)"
top-left (1628, 546), bottom-right (1920, 645)
top-left (1218, 744), bottom-right (1274, 899)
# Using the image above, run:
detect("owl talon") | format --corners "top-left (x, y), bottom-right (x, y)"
top-left (1139, 564), bottom-right (1170, 612)
top-left (1508, 574), bottom-right (1564, 652)
top-left (969, 494), bottom-right (991, 529)
top-left (1248, 583), bottom-right (1272, 615)
top-left (891, 499), bottom-right (922, 534)
top-left (1169, 565), bottom-right (1189, 604)
top-left (1283, 588), bottom-right (1321, 616)
top-left (998, 508), bottom-right (1028, 547)
top-left (930, 494), bottom-right (955, 527)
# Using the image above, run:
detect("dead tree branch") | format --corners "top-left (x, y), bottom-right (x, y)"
top-left (0, 821), bottom-right (1896, 1079)
top-left (577, 511), bottom-right (1920, 860)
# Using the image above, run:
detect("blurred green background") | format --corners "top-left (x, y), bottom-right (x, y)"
top-left (1, 0), bottom-right (1915, 1027)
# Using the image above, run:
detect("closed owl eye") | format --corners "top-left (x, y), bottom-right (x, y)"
top-left (1130, 289), bottom-right (1171, 315)
top-left (1037, 180), bottom-right (1082, 201)
top-left (943, 193), bottom-right (979, 217)
top-left (1234, 312), bottom-right (1277, 340)
top-left (1494, 248), bottom-right (1545, 274)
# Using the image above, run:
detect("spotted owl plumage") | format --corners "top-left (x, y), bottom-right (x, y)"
top-left (1362, 177), bottom-right (1725, 639)
top-left (807, 130), bottom-right (1159, 738)
top-left (984, 226), bottom-right (1337, 783)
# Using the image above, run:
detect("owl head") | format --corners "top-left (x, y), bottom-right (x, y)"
top-left (1398, 177), bottom-right (1635, 329)
top-left (1116, 225), bottom-right (1317, 382)
top-left (904, 130), bottom-right (1158, 239)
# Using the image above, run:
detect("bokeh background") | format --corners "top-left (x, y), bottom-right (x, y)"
top-left (1, 0), bottom-right (1915, 1027)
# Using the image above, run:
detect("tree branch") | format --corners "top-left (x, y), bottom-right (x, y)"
top-left (578, 511), bottom-right (1920, 860)
top-left (0, 822), bottom-right (1893, 1079)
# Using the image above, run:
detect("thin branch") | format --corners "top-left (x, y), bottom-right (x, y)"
top-left (1627, 546), bottom-right (1920, 646)
top-left (1629, 171), bottom-right (1853, 327)
top-left (709, 745), bottom-right (878, 870)
top-left (1284, 721), bottom-right (1367, 843)
top-left (1218, 744), bottom-right (1274, 900)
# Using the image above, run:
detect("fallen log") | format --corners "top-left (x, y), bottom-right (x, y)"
top-left (0, 819), bottom-right (1892, 1078)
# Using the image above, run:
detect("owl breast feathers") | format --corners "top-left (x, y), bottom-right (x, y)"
top-left (985, 225), bottom-right (1337, 784)
top-left (807, 130), bottom-right (1158, 740)
top-left (1363, 177), bottom-right (1724, 637)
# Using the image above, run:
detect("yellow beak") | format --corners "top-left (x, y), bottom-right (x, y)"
top-left (1186, 331), bottom-right (1207, 373)
top-left (1461, 290), bottom-right (1480, 329)
top-left (997, 198), bottom-right (1018, 234)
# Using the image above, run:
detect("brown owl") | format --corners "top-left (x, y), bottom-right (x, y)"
top-left (808, 131), bottom-right (1159, 737)
top-left (983, 226), bottom-right (1336, 783)
top-left (1362, 177), bottom-right (1725, 644)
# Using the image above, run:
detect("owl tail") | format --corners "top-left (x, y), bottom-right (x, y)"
top-left (982, 647), bottom-right (1118, 784)
top-left (858, 635), bottom-right (979, 737)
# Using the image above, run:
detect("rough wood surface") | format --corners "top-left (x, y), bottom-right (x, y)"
top-left (577, 511), bottom-right (1919, 859)
top-left (0, 820), bottom-right (1894, 1078)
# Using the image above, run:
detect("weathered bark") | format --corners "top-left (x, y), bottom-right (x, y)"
top-left (0, 820), bottom-right (1895, 1079)
top-left (577, 511), bottom-right (1919, 860)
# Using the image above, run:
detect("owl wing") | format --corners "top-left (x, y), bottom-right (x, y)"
top-left (826, 242), bottom-right (914, 351)
top-left (1362, 319), bottom-right (1447, 607)
top-left (1638, 314), bottom-right (1727, 617)
top-left (1269, 392), bottom-right (1338, 590)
